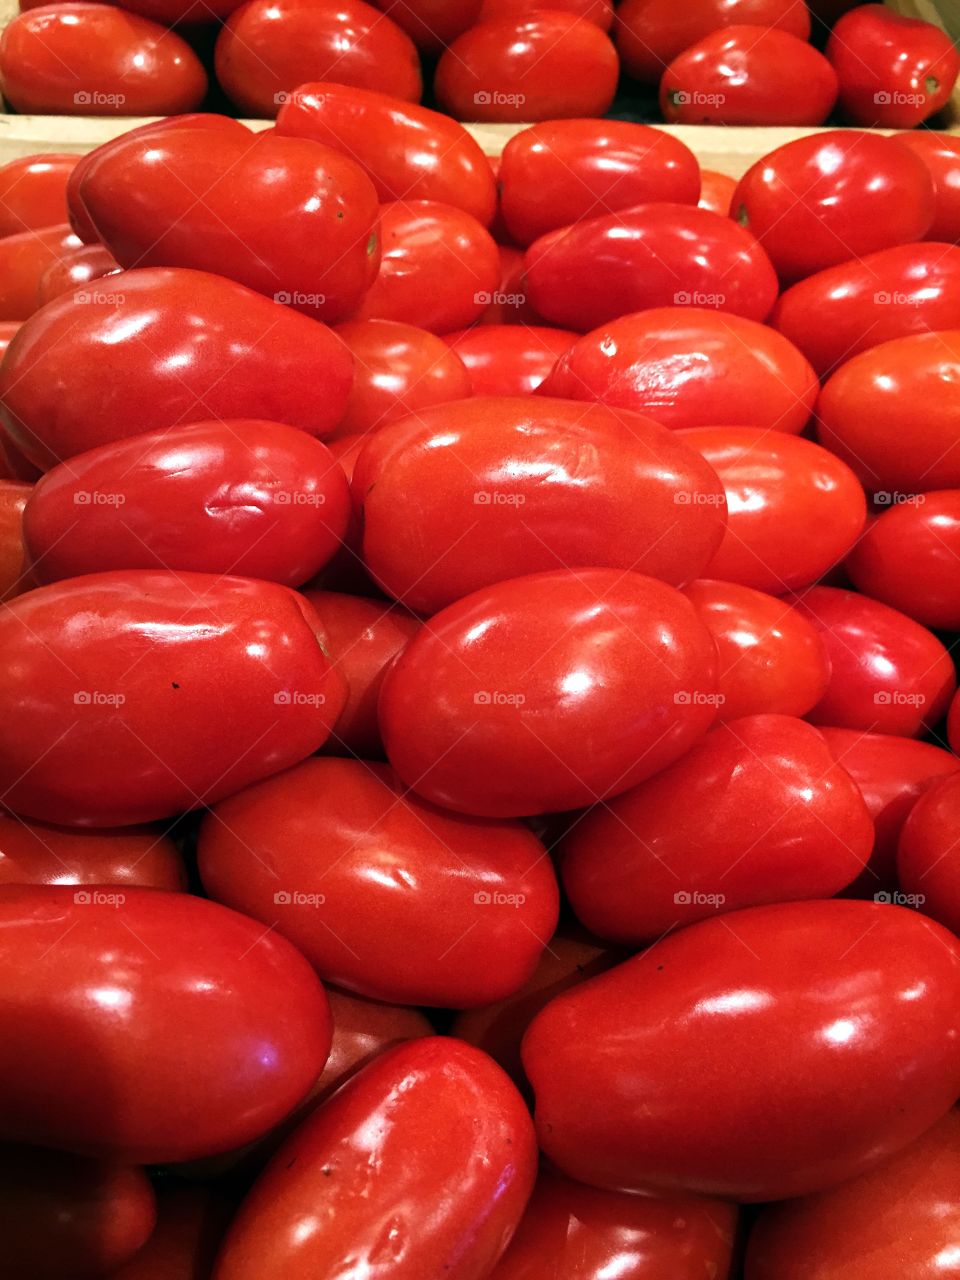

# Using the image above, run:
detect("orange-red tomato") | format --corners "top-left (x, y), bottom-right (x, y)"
top-left (443, 325), bottom-right (576, 395)
top-left (0, 224), bottom-right (80, 321)
top-left (698, 168), bottom-right (737, 215)
top-left (482, 0), bottom-right (613, 26)
top-left (106, 1187), bottom-right (234, 1280)
top-left (0, 153), bottom-right (79, 236)
top-left (36, 242), bottom-right (119, 307)
top-left (0, 815), bottom-right (185, 889)
top-left (899, 773), bottom-right (960, 937)
top-left (896, 131), bottom-right (960, 242)
top-left (0, 479), bottom-right (29, 600)
top-left (369, 0), bottom-right (482, 51)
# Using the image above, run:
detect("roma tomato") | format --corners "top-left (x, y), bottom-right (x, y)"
top-left (0, 223), bottom-right (80, 321)
top-left (379, 568), bottom-right (719, 817)
top-left (216, 0), bottom-right (420, 117)
top-left (899, 773), bottom-right (960, 937)
top-left (108, 1188), bottom-right (233, 1280)
top-left (540, 308), bottom-right (818, 433)
top-left (0, 321), bottom-right (20, 364)
top-left (0, 4), bottom-right (207, 115)
top-left (699, 168), bottom-right (736, 215)
top-left (369, 0), bottom-right (482, 51)
top-left (480, 242), bottom-right (543, 324)
top-left (108, 0), bottom-right (246, 19)
top-left (36, 242), bottom-right (119, 307)
top-left (897, 131), bottom-right (960, 242)
top-left (214, 1039), bottom-right (537, 1280)
top-left (354, 397), bottom-right (727, 613)
top-left (0, 572), bottom-right (346, 825)
top-left (524, 203), bottom-right (778, 330)
top-left (498, 119), bottom-right (700, 246)
top-left (443, 325), bottom-right (576, 396)
top-left (661, 27), bottom-right (838, 126)
top-left (522, 899), bottom-right (960, 1200)
top-left (0, 268), bottom-right (354, 469)
top-left (199, 757), bottom-right (559, 1007)
top-left (482, 0), bottom-right (612, 23)
top-left (0, 479), bottom-right (29, 601)
top-left (0, 815), bottom-right (185, 890)
top-left (0, 153), bottom-right (78, 236)
top-left (788, 585), bottom-right (956, 738)
top-left (434, 13), bottom-right (618, 122)
top-left (733, 131), bottom-right (936, 283)
top-left (680, 427), bottom-right (867, 594)
top-left (314, 988), bottom-right (432, 1105)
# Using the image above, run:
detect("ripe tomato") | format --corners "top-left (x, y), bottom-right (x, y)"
top-left (108, 1188), bottom-right (233, 1280)
top-left (314, 988), bottom-right (433, 1105)
top-left (215, 0), bottom-right (421, 117)
top-left (899, 773), bottom-right (960, 937)
top-left (733, 131), bottom-right (936, 282)
top-left (0, 268), bottom-right (354, 469)
top-left (540, 308), bottom-right (818, 432)
top-left (0, 223), bottom-right (80, 321)
top-left (0, 153), bottom-right (78, 237)
top-left (0, 427), bottom-right (39, 482)
top-left (0, 816), bottom-right (185, 890)
top-left (0, 479), bottom-right (29, 601)
top-left (522, 899), bottom-right (960, 1200)
top-left (369, 0), bottom-right (482, 51)
top-left (484, 0), bottom-right (612, 21)
top-left (699, 168), bottom-right (736, 215)
top-left (36, 242), bottom-right (119, 307)
top-left (661, 27), bottom-right (838, 126)
top-left (0, 321), bottom-right (20, 365)
top-left (480, 242), bottom-right (544, 324)
top-left (443, 325), bottom-right (576, 395)
top-left (434, 13), bottom-right (618, 122)
top-left (213, 1039), bottom-right (537, 1280)
top-left (896, 131), bottom-right (960, 242)
top-left (0, 4), bottom-right (207, 114)
top-left (106, 0), bottom-right (245, 18)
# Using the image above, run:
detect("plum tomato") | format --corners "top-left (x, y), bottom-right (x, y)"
top-left (0, 479), bottom-right (29, 601)
top-left (0, 224), bottom-right (80, 321)
top-left (0, 815), bottom-right (186, 890)
top-left (314, 988), bottom-right (433, 1105)
top-left (36, 242), bottom-right (120, 307)
top-left (896, 131), bottom-right (960, 242)
top-left (108, 1187), bottom-right (233, 1280)
top-left (369, 0), bottom-right (482, 51)
top-left (698, 168), bottom-right (736, 215)
top-left (899, 772), bottom-right (960, 937)
top-left (0, 153), bottom-right (78, 236)
top-left (481, 0), bottom-right (613, 26)
top-left (442, 325), bottom-right (576, 396)
top-left (480, 242), bottom-right (544, 324)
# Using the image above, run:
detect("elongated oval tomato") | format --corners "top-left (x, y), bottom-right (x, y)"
top-left (896, 131), bottom-right (960, 242)
top-left (699, 168), bottom-right (736, 215)
top-left (380, 568), bottom-right (719, 817)
top-left (108, 0), bottom-right (246, 19)
top-left (0, 885), bottom-right (332, 1162)
top-left (0, 815), bottom-right (185, 890)
top-left (0, 479), bottom-right (29, 601)
top-left (370, 0), bottom-right (482, 50)
top-left (213, 1038), bottom-right (537, 1280)
top-left (482, 0), bottom-right (613, 25)
top-left (0, 224), bottom-right (80, 321)
top-left (898, 772), bottom-right (960, 937)
top-left (36, 243), bottom-right (120, 307)
top-left (0, 268), bottom-right (354, 469)
top-left (354, 397), bottom-right (727, 613)
top-left (443, 325), bottom-right (576, 396)
top-left (314, 988), bottom-right (433, 1105)
top-left (0, 572), bottom-right (346, 825)
top-left (108, 1187), bottom-right (233, 1280)
top-left (0, 153), bottom-right (78, 236)
top-left (522, 899), bottom-right (960, 1200)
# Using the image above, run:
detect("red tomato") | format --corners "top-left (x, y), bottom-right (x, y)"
top-left (498, 119), bottom-right (700, 246)
top-left (36, 242), bottom-right (119, 307)
top-left (215, 0), bottom-right (421, 117)
top-left (434, 13), bottom-right (618, 122)
top-left (0, 153), bottom-right (78, 237)
top-left (276, 82), bottom-right (496, 225)
top-left (369, 0), bottom-right (482, 51)
top-left (540, 308), bottom-right (818, 432)
top-left (661, 27), bottom-right (838, 126)
top-left (0, 572), bottom-right (346, 825)
top-left (522, 899), bottom-right (960, 1200)
top-left (0, 321), bottom-right (20, 364)
top-left (351, 199), bottom-right (499, 333)
top-left (0, 815), bottom-right (185, 890)
top-left (0, 479), bottom-right (29, 601)
top-left (680, 427), bottom-right (867, 594)
top-left (314, 988), bottom-right (433, 1104)
top-left (788, 585), bottom-right (956, 738)
top-left (745, 1108), bottom-right (960, 1279)
top-left (482, 0), bottom-right (613, 25)
top-left (107, 0), bottom-right (245, 18)
top-left (0, 885), bottom-right (332, 1162)
top-left (950, 687), bottom-right (960, 754)
top-left (0, 223), bottom-right (80, 321)
top-left (698, 168), bottom-right (736, 215)
top-left (684, 579), bottom-right (831, 720)
top-left (0, 427), bottom-right (39, 482)
top-left (525, 203), bottom-right (778, 330)
top-left (108, 1187), bottom-right (233, 1280)
top-left (443, 325), bottom-right (576, 395)
top-left (354, 397), bottom-right (727, 613)
top-left (0, 267), bottom-right (354, 468)
top-left (732, 131), bottom-right (936, 283)
top-left (480, 242), bottom-right (544, 324)
top-left (827, 5), bottom-right (960, 128)
top-left (896, 132), bottom-right (960, 242)
top-left (380, 568), bottom-right (718, 817)
top-left (0, 4), bottom-right (207, 115)
top-left (899, 773), bottom-right (960, 937)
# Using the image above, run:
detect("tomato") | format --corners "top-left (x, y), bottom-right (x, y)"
top-left (522, 899), bottom-right (960, 1200)
top-left (0, 428), bottom-right (39, 482)
top-left (109, 1187), bottom-right (234, 1280)
top-left (788, 585), bottom-right (956, 738)
top-left (0, 268), bottom-right (354, 469)
top-left (482, 0), bottom-right (613, 26)
top-left (490, 1171), bottom-right (738, 1280)
top-left (540, 308), bottom-right (818, 433)
top-left (817, 330), bottom-right (960, 494)
top-left (434, 13), bottom-right (618, 122)
top-left (896, 132), bottom-right (960, 242)
top-left (380, 568), bottom-right (718, 817)
top-left (0, 479), bottom-right (29, 601)
top-left (563, 714), bottom-right (872, 945)
top-left (36, 242), bottom-right (119, 307)
top-left (950, 687), bottom-right (960, 754)
top-left (0, 572), bottom-right (346, 825)
top-left (525, 203), bottom-right (778, 330)
top-left (661, 27), bottom-right (838, 126)
top-left (745, 1108), bottom-right (960, 1280)
top-left (615, 0), bottom-right (810, 83)
top-left (314, 988), bottom-right (433, 1104)
top-left (0, 321), bottom-right (20, 364)
top-left (107, 0), bottom-right (245, 18)
top-left (732, 131), bottom-right (936, 283)
top-left (0, 223), bottom-right (80, 321)
top-left (480, 242), bottom-right (544, 324)
top-left (0, 885), bottom-right (331, 1162)
top-left (0, 153), bottom-right (78, 237)
top-left (498, 119), bottom-right (700, 246)
top-left (369, 0), bottom-right (482, 51)
top-left (683, 579), bottom-right (830, 721)
top-left (351, 200), bottom-right (499, 333)
top-left (698, 168), bottom-right (736, 215)
top-left (77, 129), bottom-right (380, 323)
top-left (772, 242), bottom-right (960, 378)
top-left (354, 397), bottom-right (727, 613)
top-left (899, 773), bottom-right (960, 937)
top-left (276, 82), bottom-right (496, 225)
top-left (0, 1145), bottom-right (156, 1280)
top-left (0, 815), bottom-right (185, 890)
top-left (0, 4), bottom-right (207, 115)
top-left (443, 325), bottom-right (576, 395)
top-left (827, 5), bottom-right (960, 129)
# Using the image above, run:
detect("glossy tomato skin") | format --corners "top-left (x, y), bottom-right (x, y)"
top-left (23, 420), bottom-right (350, 588)
top-left (354, 397), bottom-right (727, 613)
top-left (525, 203), bottom-right (778, 330)
top-left (0, 153), bottom-right (78, 236)
top-left (213, 1038), bottom-right (537, 1280)
top-left (541, 307), bottom-right (818, 433)
top-left (0, 268), bottom-right (354, 469)
top-left (435, 14), bottom-right (618, 122)
top-left (482, 0), bottom-right (613, 25)
top-left (215, 0), bottom-right (421, 118)
top-left (522, 899), bottom-right (960, 1201)
top-left (897, 132), bottom-right (960, 242)
top-left (36, 242), bottom-right (119, 306)
top-left (0, 4), bottom-right (207, 115)
top-left (662, 27), bottom-right (838, 126)
top-left (0, 885), bottom-right (332, 1162)
top-left (314, 988), bottom-right (433, 1104)
top-left (481, 242), bottom-right (544, 324)
top-left (370, 0), bottom-right (482, 50)
top-left (733, 132), bottom-right (936, 283)
top-left (0, 572), bottom-right (346, 826)
top-left (108, 1187), bottom-right (233, 1280)
top-left (699, 168), bottom-right (736, 215)
top-left (788, 586), bottom-right (956, 738)
top-left (380, 568), bottom-right (719, 817)
top-left (0, 479), bottom-right (29, 601)
top-left (681, 427), bottom-right (867, 593)
top-left (684, 579), bottom-right (830, 720)
top-left (0, 223), bottom-right (80, 321)
top-left (499, 119), bottom-right (700, 246)
top-left (899, 773), bottom-right (960, 937)
top-left (443, 325), bottom-right (576, 395)
top-left (0, 815), bottom-right (185, 890)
